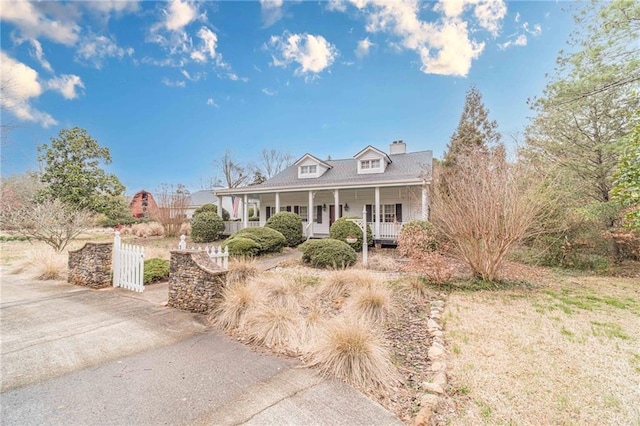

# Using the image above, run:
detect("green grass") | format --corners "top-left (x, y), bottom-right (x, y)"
top-left (542, 289), bottom-right (640, 315)
top-left (590, 321), bottom-right (630, 340)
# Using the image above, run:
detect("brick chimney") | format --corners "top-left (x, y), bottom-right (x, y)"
top-left (389, 140), bottom-right (406, 155)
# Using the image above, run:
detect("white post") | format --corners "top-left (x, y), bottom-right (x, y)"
top-left (308, 190), bottom-right (314, 237)
top-left (113, 231), bottom-right (121, 287)
top-left (422, 185), bottom-right (429, 220)
top-left (275, 192), bottom-right (280, 213)
top-left (362, 205), bottom-right (368, 267)
top-left (334, 189), bottom-right (340, 221)
top-left (217, 195), bottom-right (223, 219)
top-left (374, 186), bottom-right (380, 241)
top-left (243, 194), bottom-right (249, 228)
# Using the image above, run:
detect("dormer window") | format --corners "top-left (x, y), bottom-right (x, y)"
top-left (300, 165), bottom-right (317, 175)
top-left (361, 159), bottom-right (381, 170)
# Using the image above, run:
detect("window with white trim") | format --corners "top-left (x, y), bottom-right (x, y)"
top-left (383, 204), bottom-right (396, 223)
top-left (361, 159), bottom-right (381, 170)
top-left (298, 206), bottom-right (308, 222)
top-left (300, 165), bottom-right (317, 174)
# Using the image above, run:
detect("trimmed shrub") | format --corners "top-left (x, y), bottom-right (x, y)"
top-left (265, 211), bottom-right (304, 247)
top-left (143, 258), bottom-right (169, 284)
top-left (191, 212), bottom-right (225, 243)
top-left (300, 239), bottom-right (357, 269)
top-left (329, 216), bottom-right (373, 251)
top-left (194, 203), bottom-right (230, 221)
top-left (223, 237), bottom-right (261, 257)
top-left (232, 227), bottom-right (286, 254)
top-left (397, 220), bottom-right (439, 256)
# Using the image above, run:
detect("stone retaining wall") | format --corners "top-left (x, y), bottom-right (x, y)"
top-left (168, 250), bottom-right (228, 314)
top-left (68, 242), bottom-right (113, 289)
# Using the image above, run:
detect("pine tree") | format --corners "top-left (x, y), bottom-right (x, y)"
top-left (442, 85), bottom-right (501, 169)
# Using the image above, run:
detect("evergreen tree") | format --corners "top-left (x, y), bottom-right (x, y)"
top-left (442, 85), bottom-right (501, 169)
top-left (37, 127), bottom-right (125, 216)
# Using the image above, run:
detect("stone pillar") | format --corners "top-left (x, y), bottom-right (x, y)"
top-left (168, 250), bottom-right (228, 314)
top-left (68, 242), bottom-right (113, 289)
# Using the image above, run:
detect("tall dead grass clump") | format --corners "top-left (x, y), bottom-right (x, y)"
top-left (261, 275), bottom-right (306, 309)
top-left (401, 276), bottom-right (433, 300)
top-left (244, 304), bottom-right (301, 351)
top-left (319, 269), bottom-right (377, 301)
top-left (305, 317), bottom-right (398, 390)
top-left (366, 254), bottom-right (399, 272)
top-left (211, 282), bottom-right (260, 331)
top-left (346, 280), bottom-right (393, 325)
top-left (227, 257), bottom-right (259, 285)
top-left (9, 249), bottom-right (67, 280)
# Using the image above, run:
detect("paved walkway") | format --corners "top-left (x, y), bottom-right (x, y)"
top-left (0, 264), bottom-right (402, 426)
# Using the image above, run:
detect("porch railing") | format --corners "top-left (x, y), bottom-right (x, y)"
top-left (368, 222), bottom-right (404, 240)
top-left (222, 221), bottom-right (260, 235)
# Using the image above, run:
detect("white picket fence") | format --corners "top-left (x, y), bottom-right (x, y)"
top-left (178, 235), bottom-right (229, 270)
top-left (113, 231), bottom-right (145, 292)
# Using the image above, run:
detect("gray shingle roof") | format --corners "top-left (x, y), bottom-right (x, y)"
top-left (187, 190), bottom-right (218, 206)
top-left (227, 150), bottom-right (432, 193)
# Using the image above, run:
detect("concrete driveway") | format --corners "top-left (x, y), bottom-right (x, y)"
top-left (0, 271), bottom-right (402, 425)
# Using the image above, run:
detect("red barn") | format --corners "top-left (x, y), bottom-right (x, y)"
top-left (129, 190), bottom-right (159, 218)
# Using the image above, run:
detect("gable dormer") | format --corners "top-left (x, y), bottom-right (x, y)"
top-left (353, 145), bottom-right (392, 174)
top-left (294, 154), bottom-right (332, 179)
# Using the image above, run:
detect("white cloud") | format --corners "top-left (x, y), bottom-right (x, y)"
top-left (161, 78), bottom-right (186, 88)
top-left (190, 27), bottom-right (225, 67)
top-left (268, 32), bottom-right (338, 76)
top-left (163, 0), bottom-right (198, 31)
top-left (0, 51), bottom-right (57, 127)
top-left (353, 0), bottom-right (487, 77)
top-left (514, 12), bottom-right (520, 23)
top-left (355, 37), bottom-right (374, 58)
top-left (262, 88), bottom-right (277, 96)
top-left (83, 1), bottom-right (139, 16)
top-left (498, 34), bottom-right (527, 50)
top-left (260, 0), bottom-right (284, 27)
top-left (76, 33), bottom-right (134, 69)
top-left (206, 97), bottom-right (219, 107)
top-left (0, 0), bottom-right (79, 46)
top-left (326, 0), bottom-right (347, 12)
top-left (473, 0), bottom-right (507, 36)
top-left (11, 36), bottom-right (54, 73)
top-left (46, 74), bottom-right (85, 99)
top-left (227, 73), bottom-right (248, 82)
top-left (420, 19), bottom-right (484, 76)
top-left (523, 22), bottom-right (542, 36)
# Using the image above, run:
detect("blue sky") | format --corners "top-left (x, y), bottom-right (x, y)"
top-left (1, 0), bottom-right (575, 194)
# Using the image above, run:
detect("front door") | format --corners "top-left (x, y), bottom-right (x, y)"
top-left (329, 205), bottom-right (343, 226)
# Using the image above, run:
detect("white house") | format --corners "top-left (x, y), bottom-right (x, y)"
top-left (214, 141), bottom-right (432, 243)
top-left (185, 189), bottom-right (251, 220)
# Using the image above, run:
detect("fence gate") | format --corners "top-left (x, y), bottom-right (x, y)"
top-left (113, 231), bottom-right (145, 292)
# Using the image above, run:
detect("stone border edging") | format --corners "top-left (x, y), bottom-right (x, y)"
top-left (414, 298), bottom-right (447, 426)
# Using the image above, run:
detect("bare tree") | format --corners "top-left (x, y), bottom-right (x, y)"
top-left (1, 198), bottom-right (94, 252)
top-left (431, 147), bottom-right (560, 281)
top-left (152, 184), bottom-right (190, 237)
top-left (255, 148), bottom-right (294, 179)
top-left (215, 150), bottom-right (249, 188)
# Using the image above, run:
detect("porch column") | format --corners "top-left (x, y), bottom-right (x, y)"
top-left (275, 192), bottom-right (280, 213)
top-left (374, 186), bottom-right (380, 240)
top-left (243, 194), bottom-right (249, 228)
top-left (308, 190), bottom-right (314, 237)
top-left (422, 185), bottom-right (429, 220)
top-left (333, 189), bottom-right (340, 221)
top-left (217, 196), bottom-right (223, 219)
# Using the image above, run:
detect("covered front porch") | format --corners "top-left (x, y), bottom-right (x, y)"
top-left (216, 185), bottom-right (429, 243)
